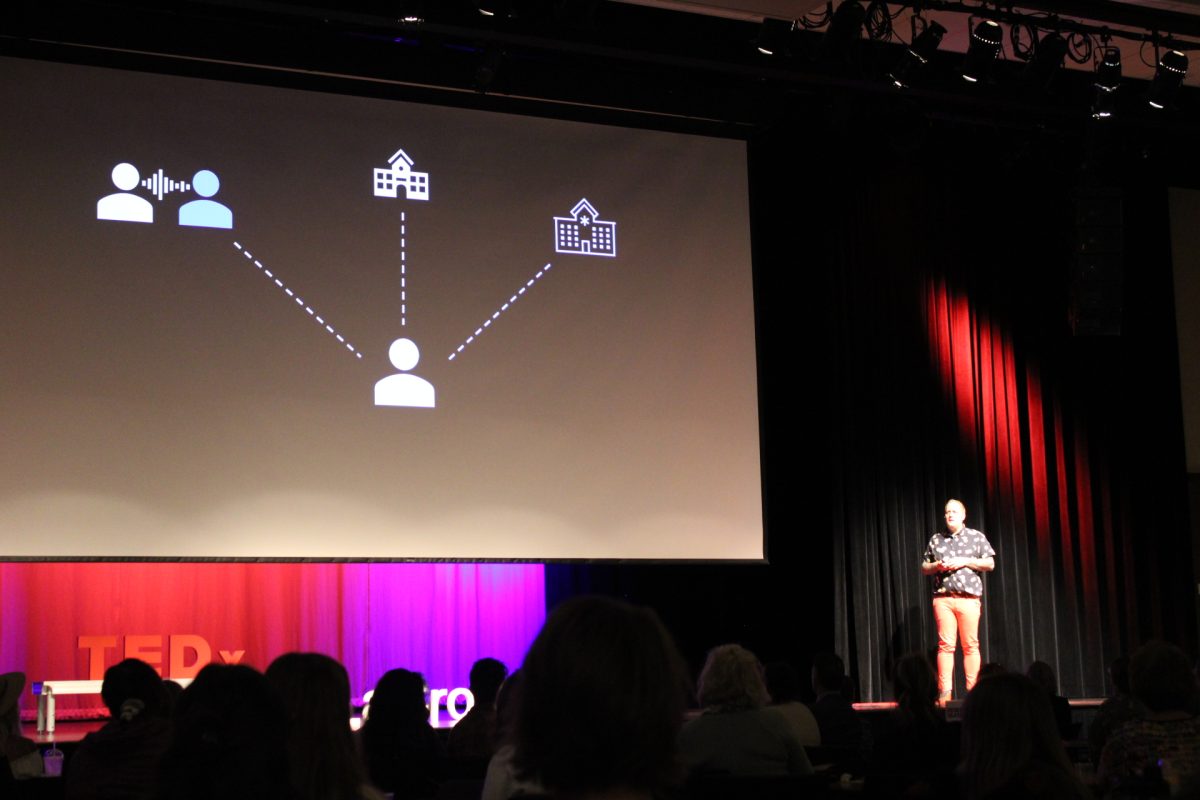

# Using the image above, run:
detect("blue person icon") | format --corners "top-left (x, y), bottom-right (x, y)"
top-left (179, 170), bottom-right (233, 229)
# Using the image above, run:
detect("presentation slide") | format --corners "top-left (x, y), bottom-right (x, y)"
top-left (0, 55), bottom-right (763, 560)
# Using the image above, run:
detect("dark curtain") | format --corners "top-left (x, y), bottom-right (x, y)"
top-left (824, 118), bottom-right (1195, 699)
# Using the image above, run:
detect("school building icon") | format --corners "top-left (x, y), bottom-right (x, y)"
top-left (373, 149), bottom-right (430, 201)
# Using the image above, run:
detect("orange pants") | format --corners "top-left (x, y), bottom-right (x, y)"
top-left (932, 594), bottom-right (981, 699)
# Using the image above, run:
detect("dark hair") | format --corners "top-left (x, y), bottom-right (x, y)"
top-left (265, 652), bottom-right (366, 800)
top-left (811, 652), bottom-right (845, 693)
top-left (512, 595), bottom-right (689, 795)
top-left (101, 658), bottom-right (167, 720)
top-left (154, 664), bottom-right (290, 800)
top-left (1109, 655), bottom-right (1131, 695)
top-left (360, 668), bottom-right (441, 795)
top-left (763, 661), bottom-right (801, 704)
top-left (364, 668), bottom-right (428, 731)
top-left (1026, 661), bottom-right (1058, 694)
top-left (961, 673), bottom-right (1084, 800)
top-left (468, 658), bottom-right (508, 705)
top-left (892, 653), bottom-right (939, 726)
top-left (1130, 640), bottom-right (1197, 713)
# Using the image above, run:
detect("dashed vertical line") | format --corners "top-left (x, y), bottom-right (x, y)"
top-left (400, 211), bottom-right (407, 327)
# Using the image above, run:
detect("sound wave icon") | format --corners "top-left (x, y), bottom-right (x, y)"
top-left (140, 169), bottom-right (192, 202)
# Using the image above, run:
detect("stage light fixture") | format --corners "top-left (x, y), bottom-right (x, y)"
top-left (817, 1), bottom-right (867, 64)
top-left (398, 1), bottom-right (425, 24)
top-left (962, 19), bottom-right (1003, 83)
top-left (1148, 48), bottom-right (1188, 109)
top-left (889, 19), bottom-right (947, 88)
top-left (1023, 31), bottom-right (1068, 88)
top-left (756, 18), bottom-right (794, 56)
top-left (1095, 46), bottom-right (1122, 92)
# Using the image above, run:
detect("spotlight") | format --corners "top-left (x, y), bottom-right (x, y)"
top-left (1091, 47), bottom-right (1120, 120)
top-left (398, 1), bottom-right (424, 24)
top-left (1095, 45), bottom-right (1121, 92)
top-left (817, 1), bottom-right (867, 64)
top-left (888, 19), bottom-right (946, 88)
top-left (1148, 48), bottom-right (1188, 110)
top-left (756, 18), bottom-right (794, 56)
top-left (962, 19), bottom-right (1002, 83)
top-left (1023, 31), bottom-right (1068, 89)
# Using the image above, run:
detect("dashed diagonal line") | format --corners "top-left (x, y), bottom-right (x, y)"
top-left (448, 262), bottom-right (553, 361)
top-left (232, 242), bottom-right (364, 360)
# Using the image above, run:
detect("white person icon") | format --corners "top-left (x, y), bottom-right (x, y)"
top-left (374, 337), bottom-right (435, 408)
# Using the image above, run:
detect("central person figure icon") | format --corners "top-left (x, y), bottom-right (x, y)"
top-left (374, 338), bottom-right (435, 408)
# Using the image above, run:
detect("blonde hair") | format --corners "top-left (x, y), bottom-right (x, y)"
top-left (697, 644), bottom-right (770, 712)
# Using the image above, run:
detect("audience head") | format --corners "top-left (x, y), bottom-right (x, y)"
top-left (697, 644), bottom-right (770, 712)
top-left (1130, 640), bottom-right (1197, 713)
top-left (811, 651), bottom-right (845, 695)
top-left (1026, 660), bottom-right (1059, 695)
top-left (101, 658), bottom-right (167, 721)
top-left (155, 663), bottom-right (290, 800)
top-left (961, 672), bottom-right (1077, 800)
top-left (493, 668), bottom-right (522, 743)
top-left (0, 672), bottom-right (24, 739)
top-left (892, 653), bottom-right (938, 716)
top-left (365, 667), bottom-right (429, 730)
top-left (265, 652), bottom-right (365, 800)
top-left (513, 594), bottom-right (689, 797)
top-left (1109, 655), bottom-right (1131, 696)
top-left (468, 657), bottom-right (509, 707)
top-left (977, 662), bottom-right (1007, 681)
top-left (763, 660), bottom-right (802, 704)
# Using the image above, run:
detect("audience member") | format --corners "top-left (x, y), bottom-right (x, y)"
top-left (976, 662), bottom-right (1007, 682)
top-left (960, 672), bottom-right (1090, 800)
top-left (153, 663), bottom-right (291, 800)
top-left (360, 668), bottom-right (445, 799)
top-left (447, 657), bottom-right (508, 766)
top-left (865, 653), bottom-right (957, 797)
top-left (808, 652), bottom-right (866, 752)
top-left (763, 661), bottom-right (821, 747)
top-left (509, 595), bottom-right (691, 800)
top-left (481, 670), bottom-right (542, 800)
top-left (1098, 640), bottom-right (1200, 796)
top-left (1026, 660), bottom-right (1075, 740)
top-left (0, 672), bottom-right (41, 779)
top-left (679, 644), bottom-right (813, 776)
top-left (265, 653), bottom-right (380, 800)
top-left (66, 658), bottom-right (171, 800)
top-left (1089, 655), bottom-right (1145, 766)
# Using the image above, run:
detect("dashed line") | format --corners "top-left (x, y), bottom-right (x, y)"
top-left (400, 211), bottom-right (407, 327)
top-left (233, 242), bottom-right (364, 360)
top-left (448, 262), bottom-right (553, 361)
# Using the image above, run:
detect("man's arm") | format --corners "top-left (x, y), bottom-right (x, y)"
top-left (941, 556), bottom-right (994, 572)
top-left (921, 559), bottom-right (942, 575)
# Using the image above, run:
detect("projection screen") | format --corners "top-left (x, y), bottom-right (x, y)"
top-left (0, 55), bottom-right (763, 560)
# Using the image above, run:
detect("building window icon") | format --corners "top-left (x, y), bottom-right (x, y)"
top-left (553, 199), bottom-right (616, 257)
top-left (373, 149), bottom-right (430, 201)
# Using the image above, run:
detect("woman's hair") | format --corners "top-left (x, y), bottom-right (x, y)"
top-left (101, 658), bottom-right (168, 721)
top-left (154, 663), bottom-right (291, 800)
top-left (892, 653), bottom-right (939, 725)
top-left (265, 652), bottom-right (366, 800)
top-left (961, 673), bottom-right (1083, 800)
top-left (512, 595), bottom-right (690, 796)
top-left (1130, 640), bottom-right (1197, 713)
top-left (696, 644), bottom-right (770, 712)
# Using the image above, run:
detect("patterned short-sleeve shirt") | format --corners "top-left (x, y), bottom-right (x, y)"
top-left (923, 527), bottom-right (995, 597)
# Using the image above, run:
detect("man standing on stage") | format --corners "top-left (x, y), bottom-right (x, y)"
top-left (921, 498), bottom-right (995, 701)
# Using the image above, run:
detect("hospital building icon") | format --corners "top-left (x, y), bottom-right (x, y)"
top-left (373, 149), bottom-right (430, 201)
top-left (554, 199), bottom-right (616, 257)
